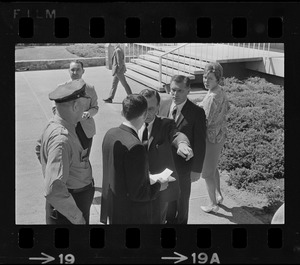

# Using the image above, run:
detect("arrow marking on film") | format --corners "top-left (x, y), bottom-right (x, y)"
top-left (29, 252), bottom-right (55, 264)
top-left (161, 252), bottom-right (188, 264)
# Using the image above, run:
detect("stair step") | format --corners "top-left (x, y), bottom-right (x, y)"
top-left (148, 50), bottom-right (207, 69)
top-left (139, 54), bottom-right (203, 75)
top-left (126, 63), bottom-right (175, 83)
top-left (124, 69), bottom-right (165, 91)
top-left (130, 59), bottom-right (195, 79)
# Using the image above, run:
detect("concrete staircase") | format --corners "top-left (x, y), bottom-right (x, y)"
top-left (125, 48), bottom-right (205, 91)
top-left (124, 43), bottom-right (283, 91)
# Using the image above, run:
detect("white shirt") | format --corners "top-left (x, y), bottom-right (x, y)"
top-left (122, 121), bottom-right (139, 135)
top-left (169, 99), bottom-right (187, 121)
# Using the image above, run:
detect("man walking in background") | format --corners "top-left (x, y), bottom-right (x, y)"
top-left (103, 44), bottom-right (132, 103)
top-left (159, 75), bottom-right (207, 224)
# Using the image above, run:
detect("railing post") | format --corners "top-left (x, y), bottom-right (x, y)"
top-left (159, 56), bottom-right (162, 90)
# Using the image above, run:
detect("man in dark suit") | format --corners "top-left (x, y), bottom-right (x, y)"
top-left (139, 89), bottom-right (194, 224)
top-left (100, 94), bottom-right (169, 224)
top-left (159, 75), bottom-right (207, 224)
top-left (103, 44), bottom-right (132, 103)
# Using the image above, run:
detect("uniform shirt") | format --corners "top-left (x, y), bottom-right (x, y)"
top-left (197, 86), bottom-right (230, 143)
top-left (35, 114), bottom-right (93, 224)
top-left (52, 79), bottom-right (99, 138)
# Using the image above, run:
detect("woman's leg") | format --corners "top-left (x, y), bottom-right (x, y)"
top-left (201, 140), bottom-right (224, 212)
top-left (214, 168), bottom-right (223, 203)
top-left (204, 176), bottom-right (217, 206)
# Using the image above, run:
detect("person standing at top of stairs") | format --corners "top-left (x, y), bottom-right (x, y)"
top-left (103, 44), bottom-right (132, 103)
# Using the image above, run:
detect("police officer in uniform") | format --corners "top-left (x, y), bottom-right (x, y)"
top-left (36, 79), bottom-right (95, 225)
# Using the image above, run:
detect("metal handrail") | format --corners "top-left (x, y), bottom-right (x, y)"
top-left (123, 43), bottom-right (278, 91)
top-left (159, 43), bottom-right (189, 88)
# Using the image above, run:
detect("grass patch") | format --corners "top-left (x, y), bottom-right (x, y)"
top-left (66, 44), bottom-right (106, 58)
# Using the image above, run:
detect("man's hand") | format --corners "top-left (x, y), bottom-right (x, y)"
top-left (177, 142), bottom-right (194, 161)
top-left (158, 181), bottom-right (168, 191)
top-left (82, 111), bottom-right (91, 120)
top-left (190, 171), bottom-right (200, 183)
top-left (157, 177), bottom-right (169, 191)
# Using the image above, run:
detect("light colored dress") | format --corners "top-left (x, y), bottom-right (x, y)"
top-left (197, 86), bottom-right (230, 179)
top-left (197, 86), bottom-right (229, 144)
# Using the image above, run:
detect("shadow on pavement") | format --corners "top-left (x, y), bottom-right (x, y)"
top-left (241, 205), bottom-right (272, 224)
top-left (210, 204), bottom-right (264, 224)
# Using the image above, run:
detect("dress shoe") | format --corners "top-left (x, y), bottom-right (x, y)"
top-left (103, 98), bottom-right (112, 103)
top-left (216, 196), bottom-right (224, 205)
top-left (200, 205), bottom-right (219, 213)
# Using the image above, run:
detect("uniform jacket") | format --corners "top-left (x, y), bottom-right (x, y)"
top-left (35, 114), bottom-right (93, 224)
top-left (112, 46), bottom-right (126, 76)
top-left (159, 96), bottom-right (207, 176)
top-left (100, 124), bottom-right (161, 224)
top-left (147, 116), bottom-right (189, 202)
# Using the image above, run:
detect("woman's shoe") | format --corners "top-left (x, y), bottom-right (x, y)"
top-left (216, 196), bottom-right (224, 205)
top-left (103, 98), bottom-right (113, 103)
top-left (200, 205), bottom-right (219, 213)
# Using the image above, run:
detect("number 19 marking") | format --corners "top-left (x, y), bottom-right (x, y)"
top-left (59, 254), bottom-right (75, 264)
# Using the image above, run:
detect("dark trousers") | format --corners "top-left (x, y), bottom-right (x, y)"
top-left (108, 72), bottom-right (132, 99)
top-left (166, 173), bottom-right (191, 224)
top-left (151, 198), bottom-right (168, 224)
top-left (75, 122), bottom-right (93, 157)
top-left (45, 184), bottom-right (95, 225)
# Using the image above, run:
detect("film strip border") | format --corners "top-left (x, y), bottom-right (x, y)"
top-left (3, 2), bottom-right (290, 42)
top-left (17, 16), bottom-right (283, 39)
top-left (18, 227), bottom-right (283, 249)
top-left (2, 1), bottom-right (300, 264)
top-left (4, 226), bottom-right (296, 263)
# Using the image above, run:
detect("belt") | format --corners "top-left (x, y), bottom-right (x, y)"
top-left (68, 181), bottom-right (94, 194)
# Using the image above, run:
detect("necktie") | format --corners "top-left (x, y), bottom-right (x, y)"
top-left (142, 123), bottom-right (149, 142)
top-left (172, 106), bottom-right (177, 120)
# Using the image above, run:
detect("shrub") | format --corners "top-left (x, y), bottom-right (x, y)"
top-left (227, 167), bottom-right (266, 189)
top-left (219, 77), bottom-right (284, 206)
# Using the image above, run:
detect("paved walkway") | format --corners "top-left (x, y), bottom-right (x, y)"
top-left (15, 66), bottom-right (263, 225)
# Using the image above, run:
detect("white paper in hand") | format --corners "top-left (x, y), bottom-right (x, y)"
top-left (149, 168), bottom-right (175, 185)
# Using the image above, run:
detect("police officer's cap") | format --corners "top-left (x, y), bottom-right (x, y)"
top-left (49, 79), bottom-right (88, 103)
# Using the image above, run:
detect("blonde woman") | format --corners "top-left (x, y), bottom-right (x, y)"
top-left (197, 62), bottom-right (230, 213)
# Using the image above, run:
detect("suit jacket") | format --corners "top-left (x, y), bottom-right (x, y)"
top-left (147, 116), bottom-right (189, 202)
top-left (80, 82), bottom-right (98, 138)
top-left (112, 46), bottom-right (126, 76)
top-left (159, 96), bottom-right (207, 176)
top-left (100, 124), bottom-right (161, 224)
